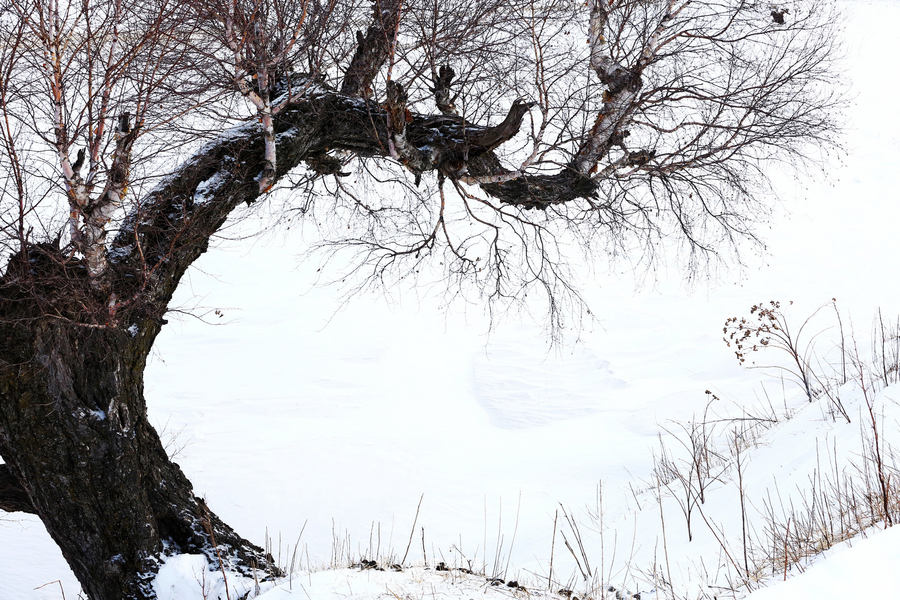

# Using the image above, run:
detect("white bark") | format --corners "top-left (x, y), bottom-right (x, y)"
top-left (225, 12), bottom-right (279, 194)
top-left (28, 0), bottom-right (132, 289)
top-left (573, 0), bottom-right (681, 176)
top-left (83, 118), bottom-right (135, 285)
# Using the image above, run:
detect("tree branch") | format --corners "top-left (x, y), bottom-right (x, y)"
top-left (386, 79), bottom-right (429, 176)
top-left (341, 0), bottom-right (403, 97)
top-left (108, 79), bottom-right (588, 315)
top-left (468, 99), bottom-right (534, 154)
top-left (571, 0), bottom-right (679, 175)
top-left (431, 65), bottom-right (458, 116)
top-left (83, 114), bottom-right (138, 289)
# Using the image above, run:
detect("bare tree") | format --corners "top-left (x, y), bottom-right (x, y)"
top-left (0, 0), bottom-right (843, 597)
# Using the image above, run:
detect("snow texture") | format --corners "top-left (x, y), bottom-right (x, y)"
top-left (747, 525), bottom-right (900, 600)
top-left (193, 170), bottom-right (229, 206)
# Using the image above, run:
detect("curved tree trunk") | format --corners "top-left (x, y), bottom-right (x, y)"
top-left (0, 75), bottom-right (551, 598)
top-left (0, 71), bottom-right (557, 597)
top-left (0, 303), bottom-right (274, 599)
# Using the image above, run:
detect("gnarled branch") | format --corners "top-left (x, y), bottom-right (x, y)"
top-left (432, 65), bottom-right (458, 116)
top-left (106, 79), bottom-right (582, 316)
top-left (341, 0), bottom-right (403, 97)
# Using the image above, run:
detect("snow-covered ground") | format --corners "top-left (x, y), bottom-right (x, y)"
top-left (149, 522), bottom-right (900, 600)
top-left (3, 1), bottom-right (900, 598)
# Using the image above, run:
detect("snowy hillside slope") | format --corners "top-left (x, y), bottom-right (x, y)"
top-left (144, 376), bottom-right (900, 600)
top-left (2, 0), bottom-right (900, 598)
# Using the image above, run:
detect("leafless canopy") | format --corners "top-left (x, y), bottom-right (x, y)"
top-left (0, 0), bottom-right (843, 328)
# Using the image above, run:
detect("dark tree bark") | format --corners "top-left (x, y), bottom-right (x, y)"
top-left (341, 0), bottom-right (403, 97)
top-left (0, 463), bottom-right (34, 513)
top-left (0, 256), bottom-right (277, 599)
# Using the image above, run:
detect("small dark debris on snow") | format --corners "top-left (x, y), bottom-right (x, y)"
top-left (558, 589), bottom-right (573, 598)
top-left (357, 559), bottom-right (378, 570)
top-left (607, 585), bottom-right (641, 600)
top-left (389, 564), bottom-right (403, 571)
top-left (487, 577), bottom-right (504, 586)
top-left (506, 581), bottom-right (520, 589)
top-left (436, 561), bottom-right (450, 571)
